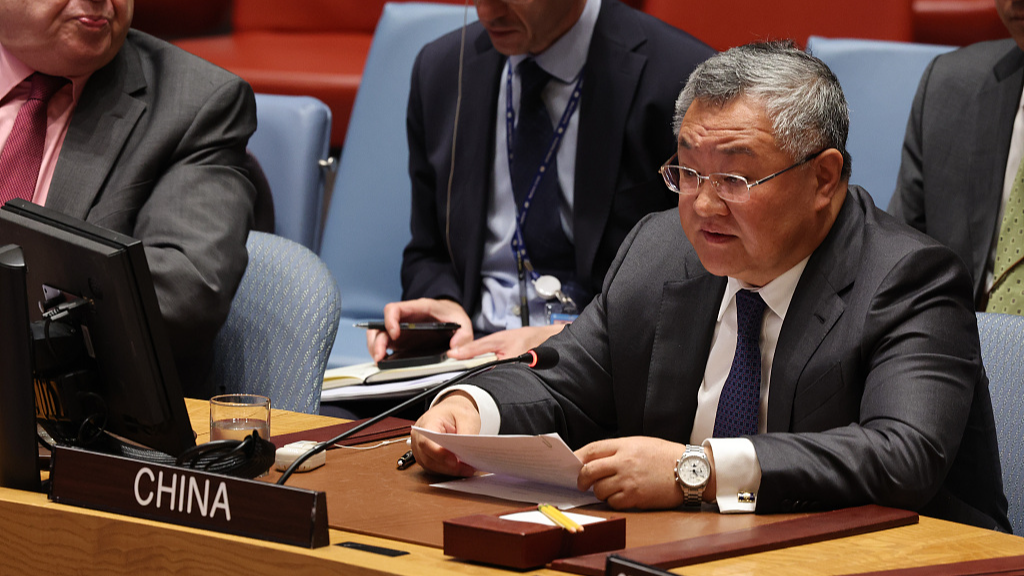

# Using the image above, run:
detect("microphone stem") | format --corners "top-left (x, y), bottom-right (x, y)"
top-left (276, 355), bottom-right (525, 485)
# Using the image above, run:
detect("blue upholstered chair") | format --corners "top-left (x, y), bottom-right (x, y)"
top-left (806, 36), bottom-right (955, 209)
top-left (318, 2), bottom-right (476, 367)
top-left (209, 231), bottom-right (341, 414)
top-left (250, 93), bottom-right (333, 252)
top-left (976, 312), bottom-right (1024, 535)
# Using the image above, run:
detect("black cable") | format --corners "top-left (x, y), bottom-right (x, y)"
top-left (276, 347), bottom-right (560, 485)
top-left (50, 425), bottom-right (276, 479)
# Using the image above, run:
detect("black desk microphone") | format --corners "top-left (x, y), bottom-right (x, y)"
top-left (276, 347), bottom-right (559, 485)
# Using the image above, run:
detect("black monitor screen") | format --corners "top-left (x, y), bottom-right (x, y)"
top-left (0, 199), bottom-right (195, 457)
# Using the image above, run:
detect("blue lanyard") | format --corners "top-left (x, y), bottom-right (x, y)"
top-left (505, 62), bottom-right (584, 281)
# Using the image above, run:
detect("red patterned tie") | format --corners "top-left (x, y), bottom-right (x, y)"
top-left (0, 73), bottom-right (69, 205)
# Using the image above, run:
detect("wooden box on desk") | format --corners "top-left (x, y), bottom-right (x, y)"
top-left (443, 509), bottom-right (625, 569)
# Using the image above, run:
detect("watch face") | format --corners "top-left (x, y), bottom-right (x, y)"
top-left (678, 455), bottom-right (710, 487)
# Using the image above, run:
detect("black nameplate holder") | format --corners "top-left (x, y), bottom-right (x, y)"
top-left (48, 445), bottom-right (330, 548)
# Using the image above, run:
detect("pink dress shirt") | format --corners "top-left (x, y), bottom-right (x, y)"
top-left (0, 45), bottom-right (88, 206)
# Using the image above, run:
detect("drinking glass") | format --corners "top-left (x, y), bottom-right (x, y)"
top-left (209, 394), bottom-right (271, 442)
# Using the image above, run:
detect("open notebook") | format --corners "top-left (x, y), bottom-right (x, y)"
top-left (322, 353), bottom-right (497, 390)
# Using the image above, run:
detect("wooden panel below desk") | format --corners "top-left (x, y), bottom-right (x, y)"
top-left (0, 485), bottom-right (561, 576)
top-left (2, 401), bottom-right (1019, 575)
top-left (680, 517), bottom-right (1024, 576)
top-left (2, 482), bottom-right (1021, 576)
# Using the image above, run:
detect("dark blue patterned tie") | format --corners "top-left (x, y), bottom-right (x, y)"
top-left (511, 58), bottom-right (574, 279)
top-left (713, 290), bottom-right (766, 438)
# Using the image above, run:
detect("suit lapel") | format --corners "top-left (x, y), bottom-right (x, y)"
top-left (968, 45), bottom-right (1024, 293)
top-left (452, 30), bottom-right (504, 308)
top-left (47, 40), bottom-right (147, 219)
top-left (643, 272), bottom-right (725, 441)
top-left (766, 191), bottom-right (863, 431)
top-left (573, 1), bottom-right (647, 279)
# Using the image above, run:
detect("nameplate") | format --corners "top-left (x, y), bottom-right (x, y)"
top-left (48, 445), bottom-right (330, 548)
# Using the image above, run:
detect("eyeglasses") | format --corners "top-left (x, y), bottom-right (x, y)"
top-left (659, 148), bottom-right (828, 203)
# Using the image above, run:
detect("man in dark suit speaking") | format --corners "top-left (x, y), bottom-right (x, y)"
top-left (0, 0), bottom-right (256, 394)
top-left (411, 42), bottom-right (1010, 531)
top-left (367, 0), bottom-right (713, 362)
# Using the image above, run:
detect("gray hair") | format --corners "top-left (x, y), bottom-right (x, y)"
top-left (673, 41), bottom-right (851, 180)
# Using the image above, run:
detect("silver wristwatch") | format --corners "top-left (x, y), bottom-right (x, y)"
top-left (674, 444), bottom-right (711, 507)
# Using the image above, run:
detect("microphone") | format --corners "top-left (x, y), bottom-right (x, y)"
top-left (276, 347), bottom-right (560, 485)
top-left (518, 347), bottom-right (558, 369)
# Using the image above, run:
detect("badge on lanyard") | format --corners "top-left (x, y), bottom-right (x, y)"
top-left (505, 62), bottom-right (585, 327)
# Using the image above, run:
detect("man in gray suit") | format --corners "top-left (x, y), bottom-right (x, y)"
top-left (412, 42), bottom-right (1010, 531)
top-left (0, 0), bottom-right (256, 394)
top-left (890, 0), bottom-right (1024, 311)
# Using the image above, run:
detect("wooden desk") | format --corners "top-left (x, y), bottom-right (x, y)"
top-left (0, 399), bottom-right (1020, 575)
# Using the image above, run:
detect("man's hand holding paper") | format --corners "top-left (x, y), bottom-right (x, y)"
top-left (413, 427), bottom-right (584, 490)
top-left (412, 421), bottom-right (603, 509)
top-left (411, 391), bottom-right (483, 477)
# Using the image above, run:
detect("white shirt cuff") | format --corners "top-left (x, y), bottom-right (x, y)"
top-left (429, 384), bottom-right (501, 435)
top-left (703, 437), bottom-right (761, 513)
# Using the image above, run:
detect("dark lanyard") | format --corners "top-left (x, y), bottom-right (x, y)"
top-left (504, 62), bottom-right (584, 284)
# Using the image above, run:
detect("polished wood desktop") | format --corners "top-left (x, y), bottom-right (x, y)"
top-left (0, 399), bottom-right (1020, 575)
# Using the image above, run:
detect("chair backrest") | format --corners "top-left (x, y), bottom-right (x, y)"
top-left (976, 311), bottom-right (1024, 535)
top-left (318, 2), bottom-right (476, 367)
top-left (209, 231), bottom-right (341, 414)
top-left (806, 36), bottom-right (956, 209)
top-left (250, 93), bottom-right (332, 252)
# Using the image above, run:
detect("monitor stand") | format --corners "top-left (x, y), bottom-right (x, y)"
top-left (0, 244), bottom-right (42, 492)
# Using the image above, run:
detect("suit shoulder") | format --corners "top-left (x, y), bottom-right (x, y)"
top-left (124, 29), bottom-right (251, 91)
top-left (621, 209), bottom-right (690, 260)
top-left (598, 0), bottom-right (714, 61)
top-left (416, 22), bottom-right (487, 69)
top-left (927, 38), bottom-right (1019, 84)
top-left (856, 187), bottom-right (968, 278)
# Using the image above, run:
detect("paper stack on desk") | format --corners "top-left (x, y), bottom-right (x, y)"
top-left (414, 427), bottom-right (601, 509)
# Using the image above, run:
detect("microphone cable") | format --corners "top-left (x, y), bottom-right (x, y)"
top-left (276, 347), bottom-right (559, 485)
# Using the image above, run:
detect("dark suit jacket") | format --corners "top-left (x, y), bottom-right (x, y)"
top-left (401, 0), bottom-right (714, 319)
top-left (469, 186), bottom-right (1009, 531)
top-left (890, 39), bottom-right (1024, 306)
top-left (44, 30), bottom-right (257, 395)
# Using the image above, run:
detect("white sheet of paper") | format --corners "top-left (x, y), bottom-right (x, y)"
top-left (431, 474), bottom-right (600, 509)
top-left (500, 509), bottom-right (606, 526)
top-left (413, 427), bottom-right (583, 488)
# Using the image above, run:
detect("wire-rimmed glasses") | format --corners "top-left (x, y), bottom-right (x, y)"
top-left (659, 149), bottom-right (828, 203)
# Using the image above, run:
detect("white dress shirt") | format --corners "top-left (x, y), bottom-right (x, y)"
top-left (475, 0), bottom-right (601, 333)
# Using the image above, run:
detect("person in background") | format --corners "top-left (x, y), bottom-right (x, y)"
top-left (412, 41), bottom-right (1009, 532)
top-left (890, 0), bottom-right (1024, 315)
top-left (0, 0), bottom-right (258, 395)
top-left (367, 0), bottom-right (714, 362)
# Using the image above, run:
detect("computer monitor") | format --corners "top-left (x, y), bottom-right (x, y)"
top-left (0, 199), bottom-right (196, 458)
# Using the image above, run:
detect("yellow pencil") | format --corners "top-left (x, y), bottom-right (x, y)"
top-left (538, 503), bottom-right (584, 533)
